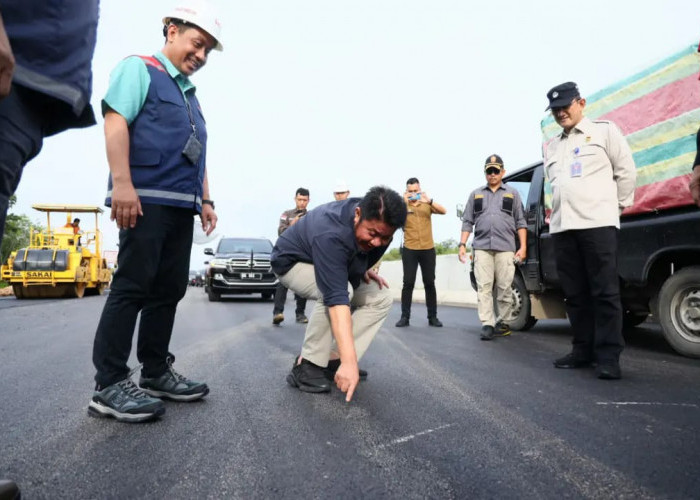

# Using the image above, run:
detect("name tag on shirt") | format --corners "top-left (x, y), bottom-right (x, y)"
top-left (570, 161), bottom-right (582, 177)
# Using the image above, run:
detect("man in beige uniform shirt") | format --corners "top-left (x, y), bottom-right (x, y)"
top-left (544, 81), bottom-right (636, 380)
top-left (396, 177), bottom-right (446, 327)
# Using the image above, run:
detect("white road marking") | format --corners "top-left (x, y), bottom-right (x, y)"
top-left (375, 423), bottom-right (454, 449)
top-left (596, 401), bottom-right (698, 408)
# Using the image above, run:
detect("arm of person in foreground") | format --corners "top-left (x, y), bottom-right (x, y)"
top-left (0, 13), bottom-right (14, 99)
top-left (104, 111), bottom-right (142, 229)
top-left (328, 304), bottom-right (359, 402)
top-left (200, 169), bottom-right (217, 235)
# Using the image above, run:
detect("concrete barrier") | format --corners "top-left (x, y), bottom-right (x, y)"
top-left (378, 254), bottom-right (477, 308)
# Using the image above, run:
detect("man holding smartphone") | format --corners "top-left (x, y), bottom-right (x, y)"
top-left (272, 187), bottom-right (311, 325)
top-left (396, 177), bottom-right (447, 328)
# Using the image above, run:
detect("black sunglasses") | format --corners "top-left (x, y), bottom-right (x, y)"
top-left (485, 167), bottom-right (502, 175)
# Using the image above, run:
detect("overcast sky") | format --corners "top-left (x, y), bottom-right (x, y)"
top-left (10, 0), bottom-right (699, 268)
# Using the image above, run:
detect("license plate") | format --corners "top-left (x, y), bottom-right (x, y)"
top-left (241, 273), bottom-right (261, 279)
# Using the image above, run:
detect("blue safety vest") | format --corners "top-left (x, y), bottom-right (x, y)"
top-left (105, 56), bottom-right (208, 213)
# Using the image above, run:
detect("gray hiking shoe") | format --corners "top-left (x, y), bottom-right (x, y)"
top-left (139, 357), bottom-right (209, 402)
top-left (88, 368), bottom-right (165, 423)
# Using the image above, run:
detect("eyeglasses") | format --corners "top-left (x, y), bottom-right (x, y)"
top-left (485, 167), bottom-right (502, 176)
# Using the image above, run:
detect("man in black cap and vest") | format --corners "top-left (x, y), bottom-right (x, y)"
top-left (544, 81), bottom-right (636, 380)
top-left (458, 155), bottom-right (527, 340)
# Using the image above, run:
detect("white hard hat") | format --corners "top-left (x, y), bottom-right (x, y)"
top-left (163, 0), bottom-right (223, 51)
top-left (334, 179), bottom-right (349, 192)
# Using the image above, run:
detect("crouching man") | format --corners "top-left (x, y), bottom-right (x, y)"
top-left (271, 186), bottom-right (407, 402)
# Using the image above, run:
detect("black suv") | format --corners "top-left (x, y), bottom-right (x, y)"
top-left (204, 237), bottom-right (278, 302)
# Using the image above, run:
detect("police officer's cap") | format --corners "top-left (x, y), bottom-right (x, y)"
top-left (545, 82), bottom-right (581, 110)
top-left (484, 154), bottom-right (504, 171)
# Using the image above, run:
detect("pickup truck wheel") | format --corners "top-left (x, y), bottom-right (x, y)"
top-left (657, 266), bottom-right (700, 358)
top-left (506, 274), bottom-right (537, 331)
top-left (208, 288), bottom-right (221, 302)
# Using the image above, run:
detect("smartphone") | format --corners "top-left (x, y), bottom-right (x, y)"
top-left (408, 193), bottom-right (421, 201)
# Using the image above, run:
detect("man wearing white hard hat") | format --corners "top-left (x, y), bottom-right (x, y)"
top-left (333, 179), bottom-right (350, 201)
top-left (90, 0), bottom-right (222, 423)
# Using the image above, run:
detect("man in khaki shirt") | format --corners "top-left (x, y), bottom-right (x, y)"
top-left (396, 177), bottom-right (446, 327)
top-left (544, 81), bottom-right (636, 380)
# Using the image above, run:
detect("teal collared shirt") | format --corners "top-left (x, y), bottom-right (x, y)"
top-left (102, 51), bottom-right (196, 124)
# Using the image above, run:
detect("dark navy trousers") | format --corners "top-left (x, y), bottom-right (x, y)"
top-left (92, 204), bottom-right (194, 388)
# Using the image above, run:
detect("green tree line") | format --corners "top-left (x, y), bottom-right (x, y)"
top-left (382, 238), bottom-right (465, 262)
top-left (1, 196), bottom-right (40, 287)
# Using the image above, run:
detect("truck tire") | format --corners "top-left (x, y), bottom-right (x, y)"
top-left (657, 266), bottom-right (700, 358)
top-left (507, 273), bottom-right (537, 331)
top-left (208, 288), bottom-right (221, 302)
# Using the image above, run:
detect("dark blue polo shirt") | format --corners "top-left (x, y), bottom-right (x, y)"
top-left (271, 198), bottom-right (388, 306)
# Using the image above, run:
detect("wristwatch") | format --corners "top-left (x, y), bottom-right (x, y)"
top-left (458, 243), bottom-right (466, 248)
top-left (429, 198), bottom-right (434, 205)
top-left (202, 199), bottom-right (215, 209)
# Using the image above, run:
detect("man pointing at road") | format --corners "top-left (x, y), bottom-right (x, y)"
top-left (271, 186), bottom-right (406, 401)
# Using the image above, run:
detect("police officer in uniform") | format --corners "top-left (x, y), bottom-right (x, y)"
top-left (544, 82), bottom-right (636, 380)
top-left (272, 187), bottom-right (310, 325)
top-left (458, 155), bottom-right (527, 340)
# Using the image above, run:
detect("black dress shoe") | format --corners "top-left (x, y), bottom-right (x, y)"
top-left (324, 359), bottom-right (368, 381)
top-left (480, 325), bottom-right (494, 340)
top-left (0, 479), bottom-right (20, 500)
top-left (553, 352), bottom-right (593, 369)
top-left (428, 317), bottom-right (443, 327)
top-left (596, 363), bottom-right (622, 380)
top-left (395, 317), bottom-right (409, 327)
top-left (286, 358), bottom-right (331, 393)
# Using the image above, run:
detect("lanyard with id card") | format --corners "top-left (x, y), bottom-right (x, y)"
top-left (182, 95), bottom-right (203, 165)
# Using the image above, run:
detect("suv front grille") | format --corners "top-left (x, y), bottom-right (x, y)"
top-left (226, 258), bottom-right (271, 272)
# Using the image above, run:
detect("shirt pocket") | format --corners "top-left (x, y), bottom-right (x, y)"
top-left (473, 195), bottom-right (484, 214)
top-left (154, 84), bottom-right (188, 128)
top-left (501, 194), bottom-right (514, 214)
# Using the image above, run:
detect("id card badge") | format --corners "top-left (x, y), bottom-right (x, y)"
top-left (182, 133), bottom-right (203, 165)
top-left (570, 161), bottom-right (582, 177)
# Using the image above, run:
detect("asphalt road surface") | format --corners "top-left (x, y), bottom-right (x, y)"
top-left (1, 288), bottom-right (698, 499)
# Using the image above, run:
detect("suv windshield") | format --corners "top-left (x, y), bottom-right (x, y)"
top-left (218, 238), bottom-right (272, 254)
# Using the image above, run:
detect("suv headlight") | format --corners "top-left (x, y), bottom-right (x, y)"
top-left (209, 258), bottom-right (229, 268)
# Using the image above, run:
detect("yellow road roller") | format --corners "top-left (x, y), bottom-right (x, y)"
top-left (0, 204), bottom-right (113, 299)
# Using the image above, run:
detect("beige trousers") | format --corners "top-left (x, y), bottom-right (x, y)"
top-left (473, 249), bottom-right (515, 327)
top-left (278, 262), bottom-right (393, 367)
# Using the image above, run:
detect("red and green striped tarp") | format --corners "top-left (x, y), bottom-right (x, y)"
top-left (541, 43), bottom-right (700, 215)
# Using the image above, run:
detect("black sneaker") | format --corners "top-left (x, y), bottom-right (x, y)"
top-left (553, 352), bottom-right (593, 369)
top-left (495, 321), bottom-right (511, 336)
top-left (428, 317), bottom-right (443, 327)
top-left (480, 325), bottom-right (494, 341)
top-left (596, 362), bottom-right (622, 380)
top-left (286, 358), bottom-right (331, 393)
top-left (324, 358), bottom-right (368, 381)
top-left (139, 356), bottom-right (209, 401)
top-left (395, 317), bottom-right (409, 327)
top-left (272, 313), bottom-right (284, 325)
top-left (88, 369), bottom-right (165, 423)
top-left (296, 314), bottom-right (309, 324)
